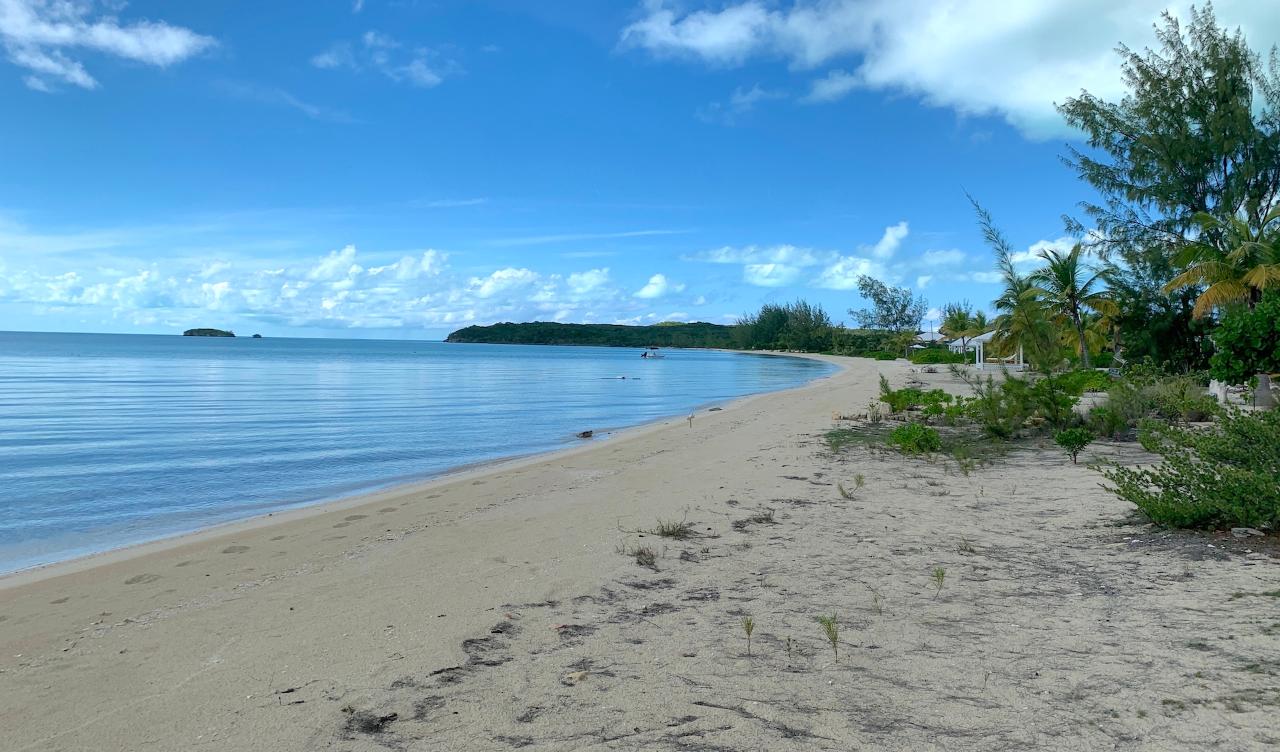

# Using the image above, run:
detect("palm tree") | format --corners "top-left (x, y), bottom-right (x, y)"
top-left (940, 302), bottom-right (975, 353)
top-left (971, 196), bottom-right (1060, 371)
top-left (1164, 207), bottom-right (1280, 317)
top-left (1029, 244), bottom-right (1116, 368)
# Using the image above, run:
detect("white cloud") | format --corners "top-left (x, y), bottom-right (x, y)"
top-left (871, 221), bottom-right (908, 259)
top-left (469, 267), bottom-right (539, 299)
top-left (803, 69), bottom-right (857, 103)
top-left (352, 0), bottom-right (365, 12)
top-left (634, 273), bottom-right (685, 299)
top-left (916, 275), bottom-right (932, 289)
top-left (813, 255), bottom-right (884, 290)
top-left (622, 1), bottom-right (1280, 137)
top-left (0, 0), bottom-right (215, 91)
top-left (921, 249), bottom-right (966, 266)
top-left (697, 83), bottom-right (787, 123)
top-left (567, 267), bottom-right (610, 295)
top-left (743, 263), bottom-right (799, 287)
top-left (216, 80), bottom-right (354, 123)
top-left (311, 30), bottom-right (454, 88)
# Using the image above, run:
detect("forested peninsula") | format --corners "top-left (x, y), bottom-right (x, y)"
top-left (444, 321), bottom-right (735, 348)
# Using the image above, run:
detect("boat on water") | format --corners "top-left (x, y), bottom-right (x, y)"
top-left (640, 346), bottom-right (666, 359)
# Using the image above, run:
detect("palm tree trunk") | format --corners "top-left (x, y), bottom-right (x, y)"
top-left (1072, 312), bottom-right (1090, 369)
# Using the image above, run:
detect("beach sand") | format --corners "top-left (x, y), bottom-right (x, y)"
top-left (1, 357), bottom-right (1276, 751)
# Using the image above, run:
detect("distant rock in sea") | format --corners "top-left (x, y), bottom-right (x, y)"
top-left (252, 334), bottom-right (263, 338)
top-left (183, 328), bottom-right (236, 337)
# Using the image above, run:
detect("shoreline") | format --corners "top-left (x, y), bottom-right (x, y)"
top-left (0, 351), bottom-right (846, 589)
top-left (3, 355), bottom-right (1275, 751)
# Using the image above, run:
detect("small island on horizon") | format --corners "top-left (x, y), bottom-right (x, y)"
top-left (183, 328), bottom-right (236, 337)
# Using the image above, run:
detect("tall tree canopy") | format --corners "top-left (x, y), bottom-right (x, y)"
top-left (849, 276), bottom-right (927, 334)
top-left (1058, 4), bottom-right (1280, 261)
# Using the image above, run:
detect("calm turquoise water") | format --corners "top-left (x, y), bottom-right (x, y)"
top-left (0, 332), bottom-right (834, 573)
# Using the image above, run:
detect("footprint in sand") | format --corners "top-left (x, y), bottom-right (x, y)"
top-left (174, 559), bottom-right (201, 567)
top-left (124, 574), bottom-right (161, 585)
top-left (344, 514), bottom-right (367, 521)
top-left (269, 535), bottom-right (287, 541)
top-left (378, 507), bottom-right (397, 513)
top-left (50, 597), bottom-right (70, 604)
top-left (332, 522), bottom-right (350, 528)
top-left (221, 545), bottom-right (250, 554)
top-left (322, 535), bottom-right (346, 541)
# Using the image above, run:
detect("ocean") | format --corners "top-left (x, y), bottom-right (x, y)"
top-left (0, 332), bottom-right (835, 574)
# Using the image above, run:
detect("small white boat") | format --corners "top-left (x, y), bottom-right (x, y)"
top-left (640, 347), bottom-right (666, 359)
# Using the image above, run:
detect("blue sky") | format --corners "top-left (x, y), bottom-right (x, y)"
top-left (1, 0), bottom-right (1277, 339)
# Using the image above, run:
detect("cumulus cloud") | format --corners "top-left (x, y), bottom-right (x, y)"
top-left (0, 237), bottom-right (674, 332)
top-left (311, 29), bottom-right (455, 88)
top-left (622, 0), bottom-right (1280, 137)
top-left (871, 221), bottom-right (908, 259)
top-left (0, 0), bottom-right (215, 91)
top-left (567, 267), bottom-right (611, 295)
top-left (634, 273), bottom-right (685, 299)
top-left (687, 222), bottom-right (906, 289)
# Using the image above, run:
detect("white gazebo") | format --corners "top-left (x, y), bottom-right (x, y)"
top-left (969, 330), bottom-right (1024, 370)
top-left (916, 330), bottom-right (948, 344)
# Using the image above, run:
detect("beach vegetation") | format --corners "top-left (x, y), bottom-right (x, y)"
top-left (618, 543), bottom-right (658, 569)
top-left (931, 567), bottom-right (947, 598)
top-left (1056, 5), bottom-right (1280, 374)
top-left (1101, 407), bottom-right (1280, 530)
top-left (909, 346), bottom-right (967, 365)
top-left (888, 423), bottom-right (942, 455)
top-left (1054, 428), bottom-right (1094, 464)
top-left (816, 614), bottom-right (840, 661)
top-left (742, 616), bottom-right (755, 656)
top-left (651, 518), bottom-right (697, 540)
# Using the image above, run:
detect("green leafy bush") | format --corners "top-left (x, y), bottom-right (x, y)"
top-left (1054, 427), bottom-right (1094, 463)
top-left (1209, 293), bottom-right (1280, 385)
top-left (1055, 369), bottom-right (1113, 395)
top-left (888, 423), bottom-right (942, 454)
top-left (1088, 406), bottom-right (1128, 439)
top-left (872, 351), bottom-right (898, 361)
top-left (1102, 409), bottom-right (1280, 529)
top-left (909, 348), bottom-right (966, 365)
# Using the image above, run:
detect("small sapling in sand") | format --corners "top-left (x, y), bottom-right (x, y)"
top-left (931, 567), bottom-right (946, 598)
top-left (1054, 427), bottom-right (1094, 464)
top-left (742, 616), bottom-right (755, 656)
top-left (816, 614), bottom-right (840, 661)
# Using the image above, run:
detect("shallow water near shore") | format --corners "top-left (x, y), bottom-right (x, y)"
top-left (0, 332), bottom-right (834, 573)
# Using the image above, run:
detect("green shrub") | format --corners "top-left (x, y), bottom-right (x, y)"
top-left (872, 351), bottom-right (898, 361)
top-left (1054, 427), bottom-right (1094, 463)
top-left (1102, 409), bottom-right (1280, 530)
top-left (1056, 369), bottom-right (1113, 396)
top-left (910, 348), bottom-right (966, 365)
top-left (888, 423), bottom-right (942, 454)
top-left (1150, 374), bottom-right (1216, 423)
top-left (1209, 293), bottom-right (1280, 385)
top-left (1088, 406), bottom-right (1128, 439)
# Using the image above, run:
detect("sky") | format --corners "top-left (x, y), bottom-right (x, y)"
top-left (1, 0), bottom-right (1278, 339)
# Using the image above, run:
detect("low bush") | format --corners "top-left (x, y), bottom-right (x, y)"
top-left (872, 351), bottom-right (898, 361)
top-left (888, 423), bottom-right (942, 454)
top-left (910, 348), bottom-right (966, 365)
top-left (1101, 408), bottom-right (1280, 530)
top-left (879, 375), bottom-right (953, 413)
top-left (1054, 427), bottom-right (1094, 463)
top-left (1055, 369), bottom-right (1113, 396)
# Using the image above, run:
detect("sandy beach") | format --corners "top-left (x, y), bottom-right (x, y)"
top-left (2, 356), bottom-right (1276, 751)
